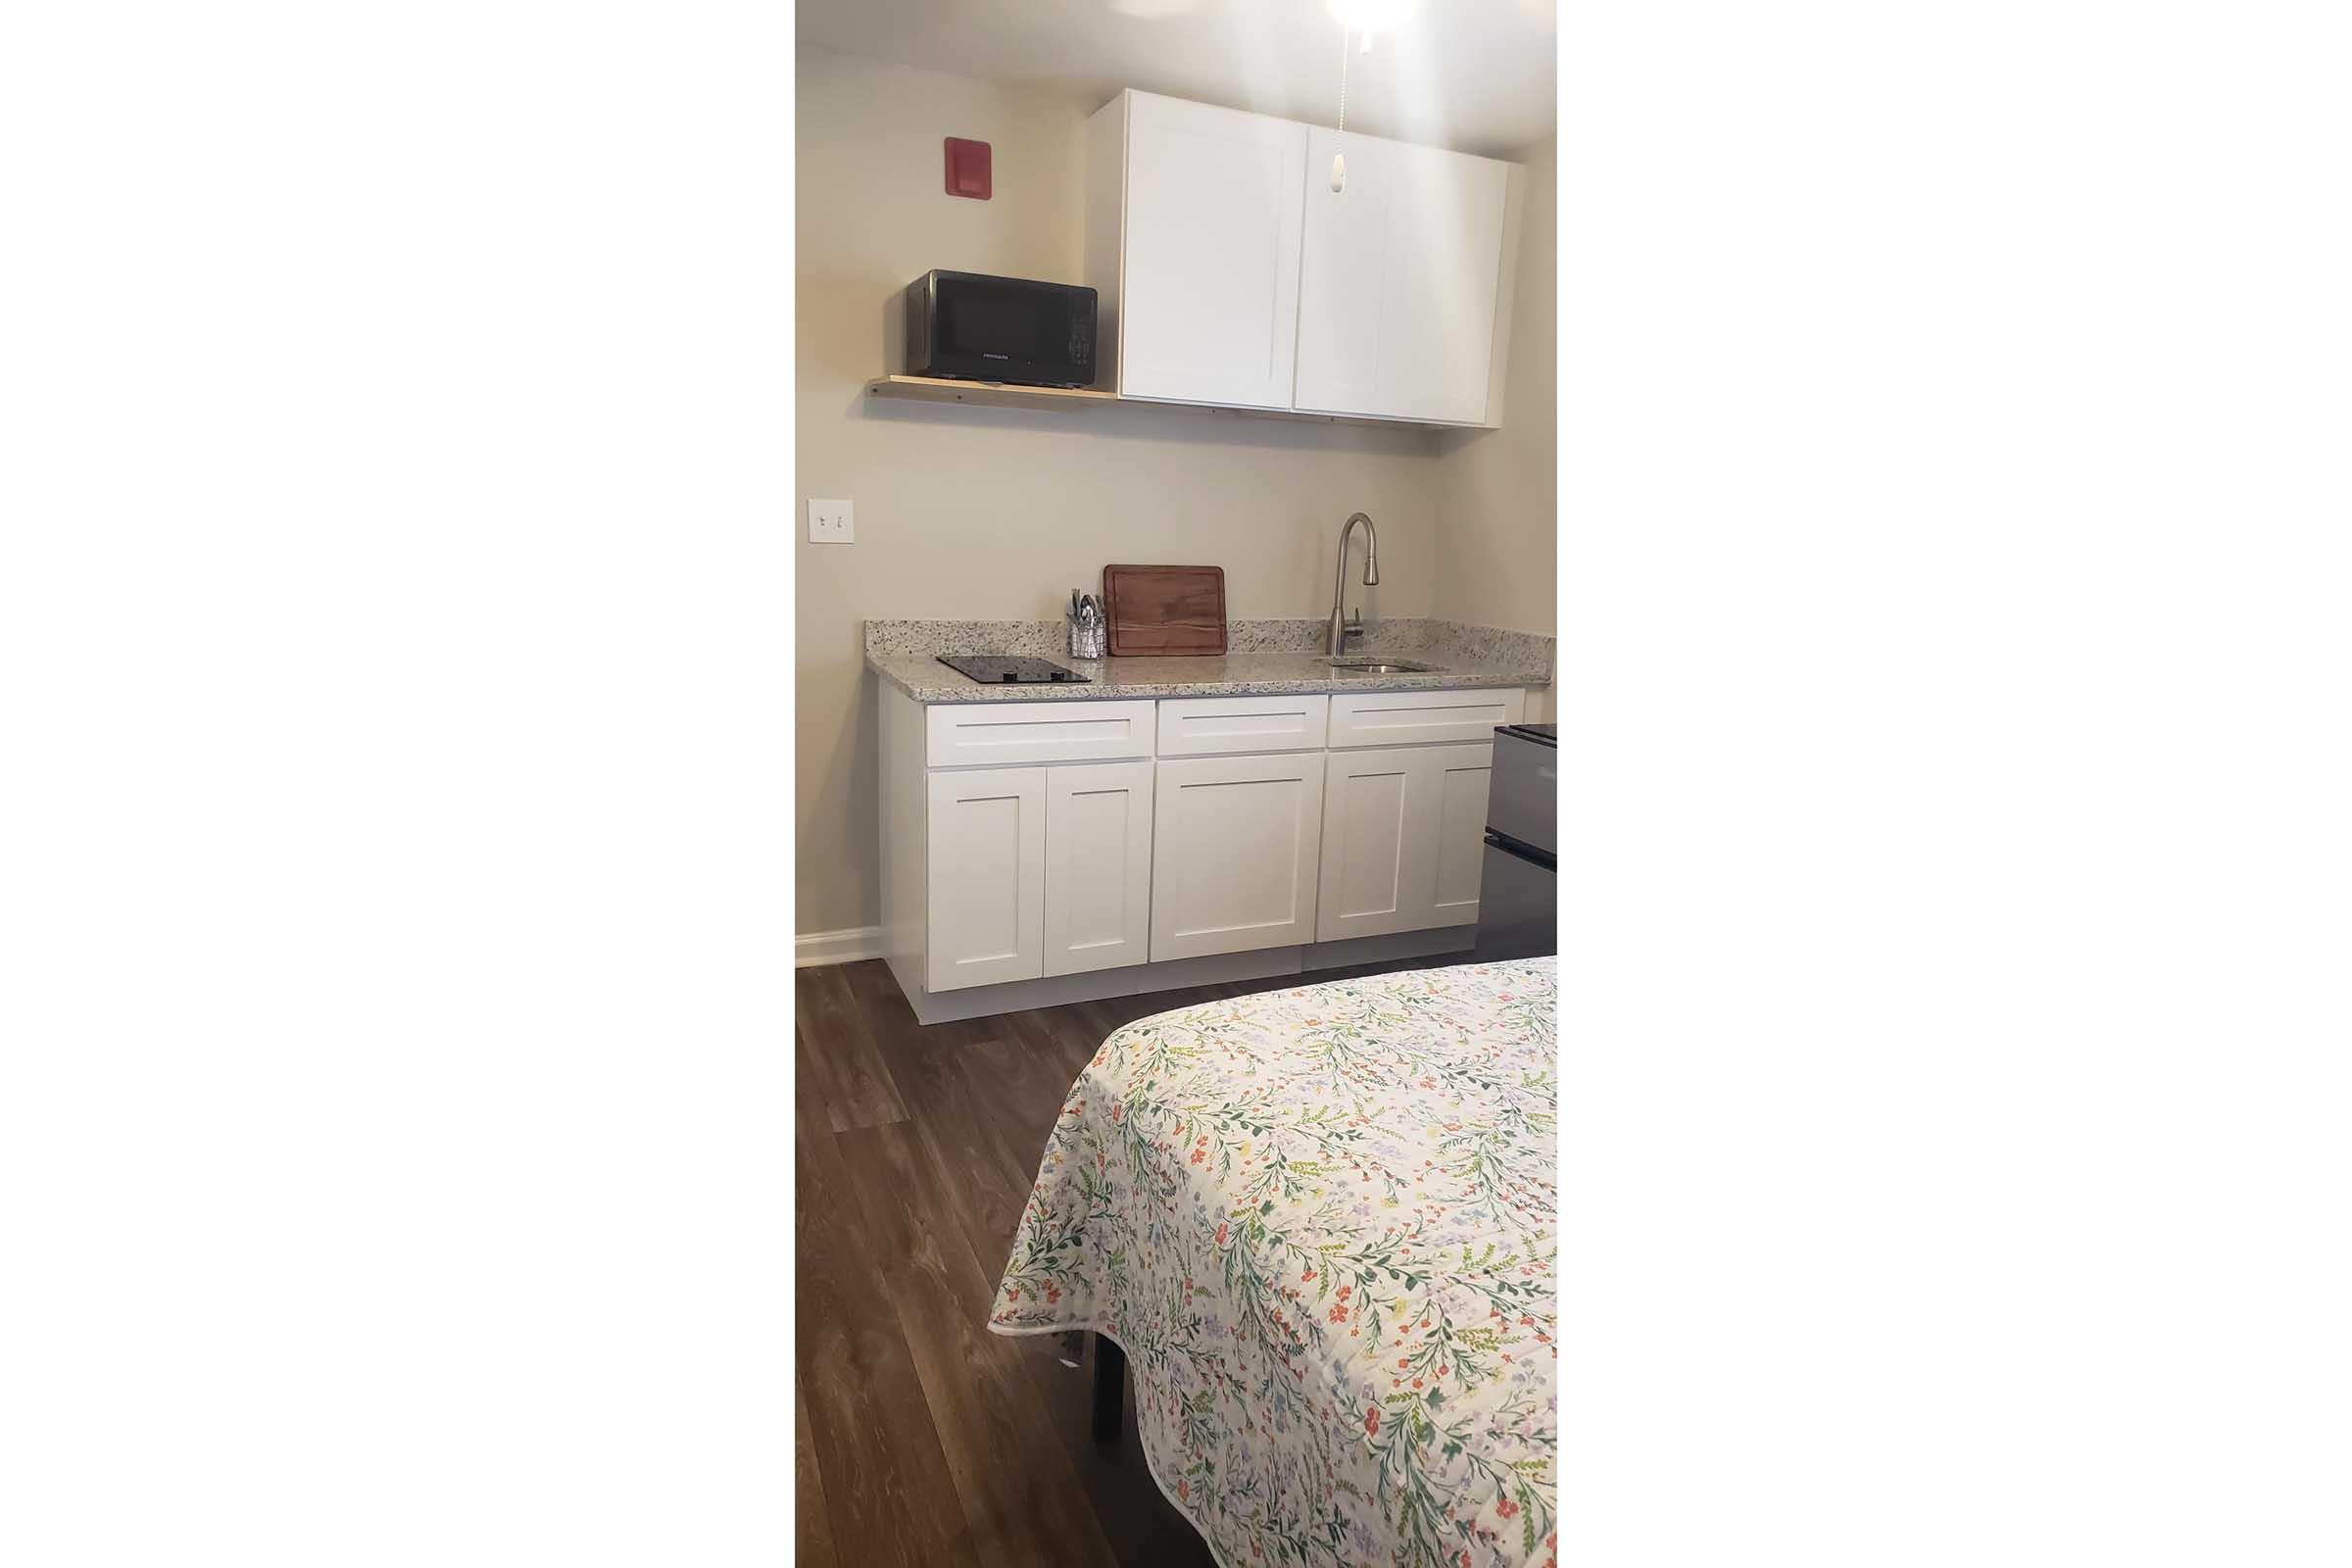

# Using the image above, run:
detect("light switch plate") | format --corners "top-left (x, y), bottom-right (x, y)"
top-left (808, 498), bottom-right (855, 544)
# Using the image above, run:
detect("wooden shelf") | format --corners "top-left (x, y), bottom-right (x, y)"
top-left (862, 374), bottom-right (1483, 432)
top-left (863, 374), bottom-right (1117, 412)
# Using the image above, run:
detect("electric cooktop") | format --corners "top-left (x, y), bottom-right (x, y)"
top-left (936, 655), bottom-right (1092, 685)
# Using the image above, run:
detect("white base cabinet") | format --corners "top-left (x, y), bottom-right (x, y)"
top-left (879, 683), bottom-right (1531, 1016)
top-left (1317, 743), bottom-right (1497, 941)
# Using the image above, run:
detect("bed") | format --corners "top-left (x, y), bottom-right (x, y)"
top-left (991, 957), bottom-right (1557, 1568)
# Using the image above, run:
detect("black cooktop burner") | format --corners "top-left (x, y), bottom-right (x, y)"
top-left (936, 655), bottom-right (1092, 685)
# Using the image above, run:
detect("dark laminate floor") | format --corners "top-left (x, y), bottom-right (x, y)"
top-left (795, 951), bottom-right (1474, 1568)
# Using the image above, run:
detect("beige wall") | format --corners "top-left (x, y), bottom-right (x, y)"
top-left (796, 52), bottom-right (1553, 935)
top-left (1434, 133), bottom-right (1557, 643)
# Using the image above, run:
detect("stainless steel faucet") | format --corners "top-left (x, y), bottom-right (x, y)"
top-left (1326, 512), bottom-right (1381, 655)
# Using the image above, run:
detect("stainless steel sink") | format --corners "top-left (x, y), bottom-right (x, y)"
top-left (1324, 658), bottom-right (1445, 675)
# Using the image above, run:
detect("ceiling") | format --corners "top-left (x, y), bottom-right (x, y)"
top-left (798, 0), bottom-right (1558, 158)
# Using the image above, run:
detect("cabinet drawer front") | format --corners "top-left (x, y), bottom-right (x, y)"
top-left (925, 699), bottom-right (1156, 767)
top-left (1327, 687), bottom-right (1525, 749)
top-left (1155, 694), bottom-right (1329, 757)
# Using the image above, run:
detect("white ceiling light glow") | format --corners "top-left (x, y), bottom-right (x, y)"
top-left (1327, 0), bottom-right (1419, 33)
top-left (1326, 0), bottom-right (1420, 193)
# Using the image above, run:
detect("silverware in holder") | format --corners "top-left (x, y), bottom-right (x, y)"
top-left (1067, 589), bottom-right (1106, 660)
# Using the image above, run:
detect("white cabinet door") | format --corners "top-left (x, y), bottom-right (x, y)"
top-left (1116, 92), bottom-right (1307, 409)
top-left (1316, 748), bottom-right (1420, 940)
top-left (926, 767), bottom-right (1046, 993)
top-left (1151, 752), bottom-right (1326, 961)
top-left (1294, 127), bottom-right (1510, 424)
top-left (1044, 760), bottom-right (1153, 978)
top-left (1316, 743), bottom-right (1495, 940)
top-left (1425, 743), bottom-right (1496, 928)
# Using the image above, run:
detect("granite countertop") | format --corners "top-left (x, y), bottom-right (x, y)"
top-left (863, 616), bottom-right (1554, 704)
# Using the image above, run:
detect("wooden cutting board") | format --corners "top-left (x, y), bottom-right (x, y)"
top-left (1102, 564), bottom-right (1227, 656)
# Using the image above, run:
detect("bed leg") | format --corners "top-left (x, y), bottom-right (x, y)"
top-left (1092, 1335), bottom-right (1125, 1443)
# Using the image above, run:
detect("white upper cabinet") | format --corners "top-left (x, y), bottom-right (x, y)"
top-left (1088, 89), bottom-right (1521, 427)
top-left (1294, 128), bottom-right (1513, 425)
top-left (1088, 90), bottom-right (1306, 409)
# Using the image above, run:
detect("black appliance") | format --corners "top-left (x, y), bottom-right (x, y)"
top-left (936, 655), bottom-right (1093, 685)
top-left (1477, 722), bottom-right (1556, 960)
top-left (905, 270), bottom-right (1097, 388)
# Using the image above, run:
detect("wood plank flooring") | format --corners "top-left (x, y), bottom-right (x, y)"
top-left (795, 951), bottom-right (1474, 1566)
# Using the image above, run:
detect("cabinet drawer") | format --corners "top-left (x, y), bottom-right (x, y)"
top-left (1155, 694), bottom-right (1328, 757)
top-left (925, 699), bottom-right (1156, 767)
top-left (1327, 687), bottom-right (1526, 749)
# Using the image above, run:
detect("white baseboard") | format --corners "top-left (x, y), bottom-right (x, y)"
top-left (796, 925), bottom-right (885, 968)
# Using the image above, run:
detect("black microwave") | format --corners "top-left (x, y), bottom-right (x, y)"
top-left (904, 270), bottom-right (1097, 388)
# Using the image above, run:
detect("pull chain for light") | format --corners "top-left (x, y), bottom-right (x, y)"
top-left (1330, 27), bottom-right (1349, 191)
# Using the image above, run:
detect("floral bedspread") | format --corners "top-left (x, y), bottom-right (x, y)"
top-left (991, 958), bottom-right (1556, 1568)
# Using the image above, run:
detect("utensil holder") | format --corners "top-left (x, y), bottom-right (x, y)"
top-left (1067, 613), bottom-right (1105, 661)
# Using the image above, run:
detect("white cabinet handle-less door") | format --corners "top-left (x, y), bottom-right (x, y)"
top-left (1043, 760), bottom-right (1154, 978)
top-left (1316, 743), bottom-right (1496, 941)
top-left (1294, 128), bottom-right (1510, 425)
top-left (1424, 743), bottom-right (1497, 928)
top-left (1150, 752), bottom-right (1326, 961)
top-left (1316, 747), bottom-right (1422, 940)
top-left (926, 766), bottom-right (1047, 993)
top-left (1114, 92), bottom-right (1307, 409)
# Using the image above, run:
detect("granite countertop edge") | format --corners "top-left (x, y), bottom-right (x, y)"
top-left (864, 652), bottom-right (1553, 704)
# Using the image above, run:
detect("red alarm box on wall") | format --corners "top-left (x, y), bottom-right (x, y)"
top-left (944, 137), bottom-right (991, 200)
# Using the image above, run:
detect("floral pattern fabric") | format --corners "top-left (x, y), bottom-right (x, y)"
top-left (991, 958), bottom-right (1557, 1568)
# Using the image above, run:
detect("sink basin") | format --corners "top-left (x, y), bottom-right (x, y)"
top-left (1325, 659), bottom-right (1445, 675)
